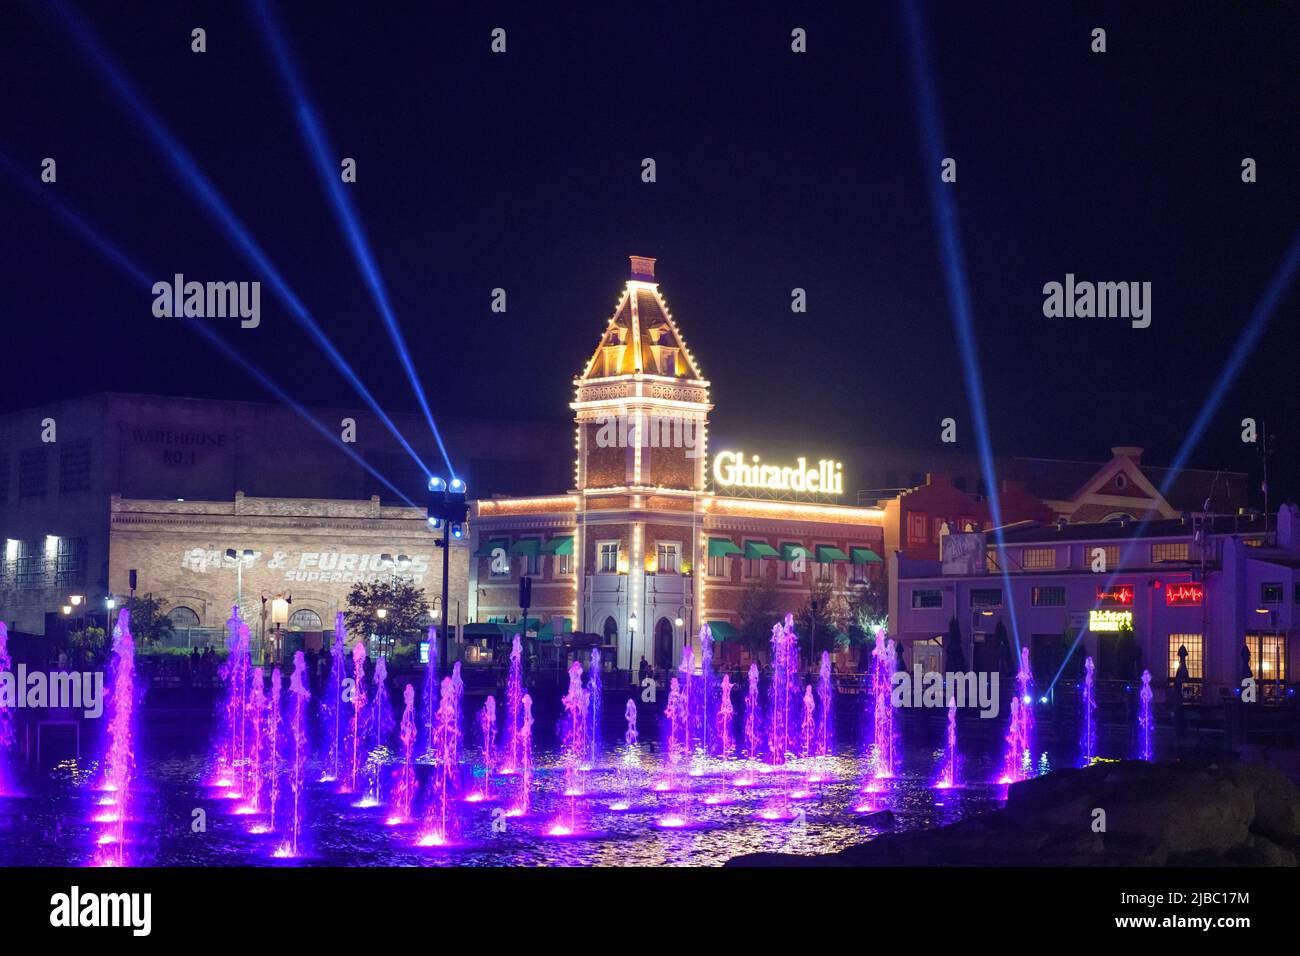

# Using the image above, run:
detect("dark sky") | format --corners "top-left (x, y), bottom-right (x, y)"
top-left (2, 1), bottom-right (1298, 501)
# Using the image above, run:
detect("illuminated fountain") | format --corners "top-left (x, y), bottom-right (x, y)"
top-left (665, 676), bottom-right (688, 767)
top-left (677, 646), bottom-right (695, 758)
top-left (450, 661), bottom-right (465, 770)
top-left (94, 609), bottom-right (136, 866)
top-left (744, 663), bottom-right (761, 761)
top-left (560, 661), bottom-right (589, 824)
top-left (266, 667), bottom-right (282, 832)
top-left (389, 684), bottom-right (417, 824)
top-left (624, 698), bottom-right (638, 749)
top-left (215, 606), bottom-right (251, 795)
top-left (1000, 647), bottom-right (1035, 784)
top-left (936, 696), bottom-right (958, 789)
top-left (372, 655), bottom-right (393, 752)
top-left (870, 631), bottom-right (896, 779)
top-left (514, 692), bottom-right (534, 816)
top-left (816, 651), bottom-right (833, 758)
top-left (285, 651), bottom-right (310, 858)
top-left (718, 674), bottom-right (735, 760)
top-left (0, 622), bottom-right (14, 795)
top-left (321, 614), bottom-right (346, 782)
top-left (475, 695), bottom-right (497, 800)
top-left (1080, 656), bottom-right (1097, 765)
top-left (419, 676), bottom-right (459, 846)
top-left (699, 625), bottom-right (714, 755)
top-left (244, 667), bottom-right (265, 814)
top-left (589, 648), bottom-right (601, 767)
top-left (801, 685), bottom-right (816, 757)
top-left (1137, 669), bottom-right (1154, 761)
top-left (504, 634), bottom-right (523, 773)
top-left (422, 625), bottom-right (438, 756)
top-left (768, 616), bottom-right (799, 765)
top-left (348, 640), bottom-right (368, 793)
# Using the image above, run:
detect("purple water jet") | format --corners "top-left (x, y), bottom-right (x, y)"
top-left (373, 655), bottom-right (393, 752)
top-left (94, 609), bottom-right (136, 866)
top-left (560, 661), bottom-right (590, 817)
top-left (816, 651), bottom-right (833, 757)
top-left (266, 667), bottom-right (282, 832)
top-left (869, 630), bottom-right (896, 778)
top-left (1000, 647), bottom-right (1035, 783)
top-left (513, 692), bottom-right (534, 816)
top-left (624, 698), bottom-right (638, 748)
top-left (718, 674), bottom-right (735, 759)
top-left (699, 625), bottom-right (714, 755)
top-left (389, 684), bottom-right (418, 824)
top-left (419, 676), bottom-right (459, 846)
top-left (285, 651), bottom-right (310, 857)
top-left (215, 606), bottom-right (252, 795)
top-left (665, 676), bottom-right (688, 766)
top-left (321, 613), bottom-right (346, 782)
top-left (477, 695), bottom-right (497, 799)
top-left (1137, 669), bottom-right (1154, 761)
top-left (348, 641), bottom-right (368, 793)
top-left (676, 646), bottom-right (694, 758)
top-left (1080, 656), bottom-right (1097, 765)
top-left (801, 684), bottom-right (815, 757)
top-left (504, 635), bottom-right (523, 773)
top-left (422, 625), bottom-right (438, 756)
top-left (244, 667), bottom-right (265, 814)
top-left (936, 696), bottom-right (958, 788)
top-left (589, 648), bottom-right (602, 766)
top-left (744, 663), bottom-right (761, 761)
top-left (768, 617), bottom-right (799, 764)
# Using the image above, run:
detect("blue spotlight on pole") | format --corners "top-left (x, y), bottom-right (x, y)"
top-left (251, 0), bottom-right (457, 481)
top-left (0, 149), bottom-right (417, 507)
top-left (899, 0), bottom-right (1025, 656)
top-left (46, 0), bottom-right (433, 481)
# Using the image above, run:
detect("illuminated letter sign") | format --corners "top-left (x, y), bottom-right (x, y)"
top-left (1088, 609), bottom-right (1133, 632)
top-left (1096, 585), bottom-right (1134, 605)
top-left (1165, 583), bottom-right (1203, 607)
top-left (711, 450), bottom-right (844, 496)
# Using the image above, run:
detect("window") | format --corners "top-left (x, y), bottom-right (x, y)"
top-left (912, 588), bottom-right (942, 609)
top-left (168, 606), bottom-right (201, 628)
top-left (18, 447), bottom-right (48, 498)
top-left (1089, 545), bottom-right (1120, 571)
top-left (524, 549), bottom-right (542, 576)
top-left (908, 512), bottom-right (928, 545)
top-left (656, 542), bottom-right (679, 575)
top-left (707, 554), bottom-right (729, 578)
top-left (59, 440), bottom-right (91, 493)
top-left (598, 542), bottom-right (619, 574)
top-left (15, 541), bottom-right (45, 590)
top-left (1168, 634), bottom-right (1203, 680)
top-left (1031, 586), bottom-right (1065, 607)
top-left (555, 553), bottom-right (573, 576)
top-left (1151, 542), bottom-right (1189, 563)
top-left (54, 536), bottom-right (86, 588)
top-left (850, 560), bottom-right (870, 584)
top-left (970, 588), bottom-right (1003, 609)
top-left (1022, 547), bottom-right (1056, 570)
top-left (1261, 583), bottom-right (1283, 605)
top-left (817, 560), bottom-right (833, 583)
top-left (1246, 632), bottom-right (1287, 682)
top-left (780, 543), bottom-right (801, 581)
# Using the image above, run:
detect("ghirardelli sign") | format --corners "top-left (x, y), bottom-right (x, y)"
top-left (941, 532), bottom-right (985, 575)
top-left (181, 549), bottom-right (432, 585)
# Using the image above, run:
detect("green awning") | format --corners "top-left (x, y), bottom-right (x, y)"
top-left (707, 537), bottom-right (742, 558)
top-left (816, 546), bottom-right (850, 563)
top-left (462, 622), bottom-right (506, 639)
top-left (473, 538), bottom-right (509, 557)
top-left (509, 538), bottom-right (541, 556)
top-left (541, 535), bottom-right (574, 555)
top-left (850, 547), bottom-right (883, 564)
top-left (780, 543), bottom-right (811, 562)
top-left (535, 618), bottom-right (572, 642)
top-left (705, 620), bottom-right (739, 641)
top-left (743, 541), bottom-right (780, 560)
top-left (499, 617), bottom-right (540, 636)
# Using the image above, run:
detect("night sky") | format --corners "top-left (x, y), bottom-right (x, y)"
top-left (2, 1), bottom-right (1298, 501)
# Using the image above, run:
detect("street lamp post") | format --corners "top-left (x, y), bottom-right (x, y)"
top-left (224, 548), bottom-right (255, 611)
top-left (426, 477), bottom-right (468, 671)
top-left (628, 611), bottom-right (638, 684)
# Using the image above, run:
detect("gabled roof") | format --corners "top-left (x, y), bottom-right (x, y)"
top-left (578, 256), bottom-right (703, 382)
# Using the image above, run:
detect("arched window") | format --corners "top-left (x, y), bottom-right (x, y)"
top-left (288, 608), bottom-right (323, 631)
top-left (168, 606), bottom-right (200, 628)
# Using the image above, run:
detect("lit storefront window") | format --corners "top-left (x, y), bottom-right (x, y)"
top-left (1168, 633), bottom-right (1203, 680)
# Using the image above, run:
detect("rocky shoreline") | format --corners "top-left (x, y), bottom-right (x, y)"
top-left (726, 760), bottom-right (1300, 866)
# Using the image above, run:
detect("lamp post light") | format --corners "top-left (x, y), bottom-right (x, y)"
top-left (270, 593), bottom-right (291, 665)
top-left (224, 548), bottom-right (255, 611)
top-left (427, 476), bottom-right (468, 669)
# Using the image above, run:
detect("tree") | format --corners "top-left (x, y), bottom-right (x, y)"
top-left (736, 580), bottom-right (782, 659)
top-left (124, 594), bottom-right (175, 648)
top-left (343, 580), bottom-right (430, 650)
top-left (846, 579), bottom-right (887, 642)
top-left (68, 626), bottom-right (108, 669)
top-left (796, 578), bottom-right (844, 663)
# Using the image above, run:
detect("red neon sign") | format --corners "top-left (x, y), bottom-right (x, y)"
top-left (1165, 583), bottom-right (1203, 607)
top-left (1096, 585), bottom-right (1134, 605)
